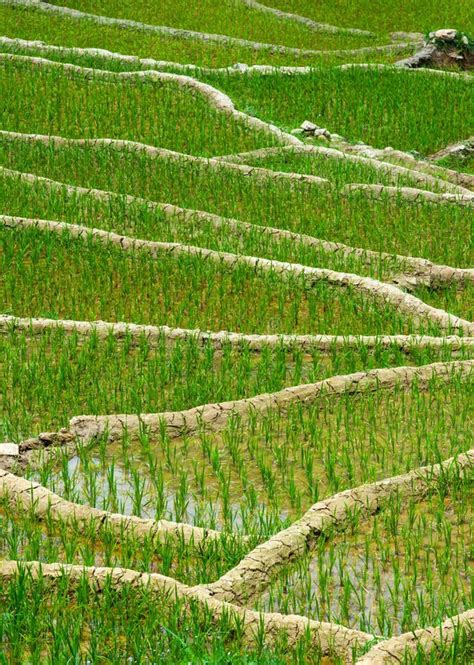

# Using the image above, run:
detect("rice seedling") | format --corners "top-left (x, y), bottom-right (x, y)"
top-left (262, 0), bottom-right (474, 37)
top-left (235, 149), bottom-right (454, 191)
top-left (413, 282), bottom-right (474, 321)
top-left (438, 152), bottom-right (474, 175)
top-left (26, 370), bottom-right (471, 532)
top-left (0, 57), bottom-right (281, 156)
top-left (206, 67), bottom-right (474, 154)
top-left (0, 4), bottom-right (416, 70)
top-left (7, 326), bottom-right (453, 439)
top-left (37, 0), bottom-right (379, 52)
top-left (2, 225), bottom-right (440, 336)
top-left (0, 1), bottom-right (472, 662)
top-left (256, 471), bottom-right (472, 636)
top-left (0, 139), bottom-right (472, 267)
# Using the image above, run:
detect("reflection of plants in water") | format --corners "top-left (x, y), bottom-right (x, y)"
top-left (257, 476), bottom-right (472, 635)
top-left (16, 369), bottom-right (470, 616)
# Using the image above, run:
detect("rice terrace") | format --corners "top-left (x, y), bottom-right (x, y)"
top-left (0, 0), bottom-right (474, 662)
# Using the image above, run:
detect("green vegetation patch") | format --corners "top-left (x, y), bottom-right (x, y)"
top-left (0, 58), bottom-right (279, 156)
top-left (1, 138), bottom-right (471, 268)
top-left (241, 149), bottom-right (450, 191)
top-left (2, 326), bottom-right (465, 439)
top-left (206, 67), bottom-right (474, 154)
top-left (43, 0), bottom-right (379, 51)
top-left (1, 225), bottom-right (425, 337)
top-left (0, 5), bottom-right (415, 69)
top-left (257, 472), bottom-right (473, 635)
top-left (263, 0), bottom-right (474, 38)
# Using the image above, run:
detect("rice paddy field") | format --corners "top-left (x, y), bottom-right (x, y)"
top-left (0, 1), bottom-right (473, 663)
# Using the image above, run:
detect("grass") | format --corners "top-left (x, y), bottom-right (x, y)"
top-left (1, 225), bottom-right (431, 337)
top-left (256, 471), bottom-right (473, 635)
top-left (2, 327), bottom-right (469, 440)
top-left (0, 5), bottom-right (417, 69)
top-left (42, 0), bottom-right (380, 51)
top-left (240, 149), bottom-right (451, 191)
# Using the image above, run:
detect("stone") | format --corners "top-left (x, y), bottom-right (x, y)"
top-left (431, 138), bottom-right (474, 161)
top-left (233, 62), bottom-right (249, 72)
top-left (299, 121), bottom-right (332, 138)
top-left (39, 432), bottom-right (55, 444)
top-left (314, 128), bottom-right (331, 138)
top-left (0, 443), bottom-right (19, 457)
top-left (430, 29), bottom-right (458, 41)
top-left (300, 120), bottom-right (318, 132)
top-left (397, 29), bottom-right (474, 71)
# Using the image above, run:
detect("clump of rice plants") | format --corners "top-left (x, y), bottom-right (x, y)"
top-left (0, 58), bottom-right (281, 156)
top-left (207, 67), bottom-right (474, 154)
top-left (256, 471), bottom-right (473, 636)
top-left (0, 2), bottom-right (472, 662)
top-left (1, 138), bottom-right (471, 267)
top-left (0, 4), bottom-right (410, 69)
top-left (3, 225), bottom-right (438, 336)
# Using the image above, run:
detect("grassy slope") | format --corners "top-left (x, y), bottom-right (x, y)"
top-left (1, 226), bottom-right (422, 336)
top-left (4, 327), bottom-right (459, 439)
top-left (0, 5), bottom-right (418, 69)
top-left (241, 150), bottom-right (448, 190)
top-left (0, 59), bottom-right (280, 156)
top-left (0, 1), bottom-right (473, 663)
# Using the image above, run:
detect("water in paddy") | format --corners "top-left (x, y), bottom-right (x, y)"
top-left (255, 488), bottom-right (473, 635)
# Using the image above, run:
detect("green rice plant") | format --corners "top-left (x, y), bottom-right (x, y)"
top-left (1, 139), bottom-right (471, 267)
top-left (40, 0), bottom-right (379, 51)
top-left (240, 150), bottom-right (452, 191)
top-left (0, 5), bottom-right (415, 70)
top-left (0, 483), bottom-right (253, 583)
top-left (438, 152), bottom-right (474, 175)
top-left (206, 67), bottom-right (474, 154)
top-left (4, 326), bottom-right (460, 440)
top-left (401, 628), bottom-right (473, 664)
top-left (0, 571), bottom-right (337, 663)
top-left (0, 0), bottom-right (472, 659)
top-left (413, 282), bottom-right (474, 321)
top-left (24, 371), bottom-right (472, 535)
top-left (255, 470), bottom-right (473, 635)
top-left (254, 0), bottom-right (474, 39)
top-left (0, 58), bottom-right (279, 156)
top-left (0, 225), bottom-right (450, 344)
